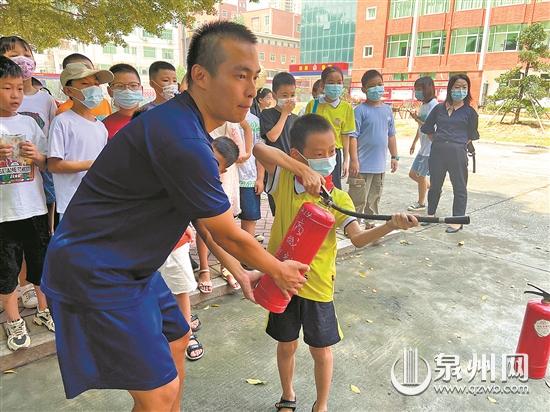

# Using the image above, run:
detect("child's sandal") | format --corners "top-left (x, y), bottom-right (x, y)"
top-left (275, 397), bottom-right (296, 411)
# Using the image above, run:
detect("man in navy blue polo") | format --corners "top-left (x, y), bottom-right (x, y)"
top-left (42, 21), bottom-right (322, 410)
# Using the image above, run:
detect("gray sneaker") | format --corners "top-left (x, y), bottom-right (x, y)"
top-left (33, 308), bottom-right (55, 332)
top-left (407, 202), bottom-right (426, 211)
top-left (19, 284), bottom-right (38, 309)
top-left (5, 318), bottom-right (31, 351)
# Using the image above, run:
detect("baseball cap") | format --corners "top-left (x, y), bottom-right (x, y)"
top-left (60, 62), bottom-right (113, 87)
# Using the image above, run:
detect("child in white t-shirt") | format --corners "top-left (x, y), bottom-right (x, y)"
top-left (48, 63), bottom-right (113, 218)
top-left (0, 56), bottom-right (55, 351)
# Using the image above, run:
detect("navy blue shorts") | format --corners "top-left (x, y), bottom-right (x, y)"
top-left (238, 186), bottom-right (261, 221)
top-left (48, 272), bottom-right (189, 399)
top-left (266, 295), bottom-right (342, 348)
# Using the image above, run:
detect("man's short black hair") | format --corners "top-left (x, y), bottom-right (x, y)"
top-left (62, 53), bottom-right (93, 69)
top-left (109, 63), bottom-right (141, 82)
top-left (0, 55), bottom-right (23, 79)
top-left (272, 72), bottom-right (295, 93)
top-left (0, 36), bottom-right (33, 56)
top-left (290, 114), bottom-right (334, 153)
top-left (321, 66), bottom-right (343, 83)
top-left (212, 136), bottom-right (239, 168)
top-left (149, 61), bottom-right (176, 79)
top-left (186, 21), bottom-right (257, 86)
top-left (361, 69), bottom-right (382, 86)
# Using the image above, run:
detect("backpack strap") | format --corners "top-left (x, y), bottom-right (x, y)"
top-left (312, 98), bottom-right (319, 114)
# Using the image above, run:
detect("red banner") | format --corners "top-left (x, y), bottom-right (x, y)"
top-left (289, 62), bottom-right (349, 76)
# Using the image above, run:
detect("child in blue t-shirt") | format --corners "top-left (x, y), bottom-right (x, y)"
top-left (348, 70), bottom-right (398, 226)
top-left (407, 76), bottom-right (438, 212)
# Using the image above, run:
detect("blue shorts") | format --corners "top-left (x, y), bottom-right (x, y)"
top-left (410, 154), bottom-right (430, 177)
top-left (238, 186), bottom-right (261, 221)
top-left (48, 272), bottom-right (189, 399)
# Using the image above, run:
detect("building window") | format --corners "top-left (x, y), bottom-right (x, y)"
top-left (281, 55), bottom-right (286, 64)
top-left (143, 46), bottom-right (156, 58)
top-left (162, 49), bottom-right (173, 60)
top-left (455, 0), bottom-right (485, 10)
top-left (416, 30), bottom-right (446, 56)
top-left (259, 52), bottom-right (265, 61)
top-left (420, 72), bottom-right (436, 79)
top-left (390, 0), bottom-right (414, 19)
top-left (366, 6), bottom-right (377, 20)
top-left (296, 23), bottom-right (301, 33)
top-left (363, 45), bottom-right (373, 58)
top-left (102, 43), bottom-right (116, 54)
top-left (393, 73), bottom-right (409, 81)
top-left (264, 15), bottom-right (270, 31)
top-left (252, 17), bottom-right (260, 31)
top-left (270, 53), bottom-right (276, 62)
top-left (160, 29), bottom-right (173, 41)
top-left (143, 30), bottom-right (155, 38)
top-left (488, 24), bottom-right (523, 52)
top-left (222, 10), bottom-right (228, 18)
top-left (290, 56), bottom-right (296, 64)
top-left (387, 34), bottom-right (411, 57)
top-left (493, 0), bottom-right (528, 6)
top-left (450, 27), bottom-right (483, 54)
top-left (421, 0), bottom-right (449, 15)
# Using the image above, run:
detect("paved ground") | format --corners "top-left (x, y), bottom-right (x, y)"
top-left (1, 138), bottom-right (549, 411)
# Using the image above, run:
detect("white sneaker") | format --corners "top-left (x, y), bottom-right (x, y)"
top-left (407, 202), bottom-right (426, 212)
top-left (33, 308), bottom-right (55, 332)
top-left (19, 284), bottom-right (38, 309)
top-left (4, 318), bottom-right (31, 351)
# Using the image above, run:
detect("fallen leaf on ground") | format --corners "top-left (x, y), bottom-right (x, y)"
top-left (203, 305), bottom-right (210, 310)
top-left (246, 378), bottom-right (266, 385)
top-left (384, 252), bottom-right (389, 256)
top-left (458, 241), bottom-right (465, 246)
top-left (3, 370), bottom-right (16, 374)
top-left (369, 267), bottom-right (374, 270)
top-left (427, 263), bottom-right (432, 267)
top-left (372, 288), bottom-right (377, 293)
top-left (211, 304), bottom-right (220, 307)
top-left (399, 240), bottom-right (411, 245)
top-left (350, 384), bottom-right (361, 394)
top-left (481, 295), bottom-right (488, 301)
top-left (359, 273), bottom-right (367, 278)
top-left (487, 396), bottom-right (497, 404)
top-left (365, 319), bottom-right (373, 323)
top-left (424, 257), bottom-right (430, 261)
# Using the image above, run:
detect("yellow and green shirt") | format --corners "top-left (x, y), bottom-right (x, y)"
top-left (305, 98), bottom-right (355, 150)
top-left (266, 167), bottom-right (356, 302)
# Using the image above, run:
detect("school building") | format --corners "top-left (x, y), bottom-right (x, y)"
top-left (351, 0), bottom-right (550, 105)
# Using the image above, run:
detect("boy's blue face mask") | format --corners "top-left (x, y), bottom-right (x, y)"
top-left (70, 85), bottom-right (104, 109)
top-left (298, 151), bottom-right (337, 177)
top-left (366, 85), bottom-right (384, 101)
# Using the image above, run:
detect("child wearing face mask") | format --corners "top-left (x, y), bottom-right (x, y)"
top-left (305, 66), bottom-right (355, 190)
top-left (141, 61), bottom-right (179, 112)
top-left (103, 63), bottom-right (144, 139)
top-left (348, 70), bottom-right (398, 228)
top-left (47, 63), bottom-right (113, 220)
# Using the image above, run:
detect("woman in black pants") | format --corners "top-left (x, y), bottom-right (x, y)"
top-left (421, 74), bottom-right (479, 233)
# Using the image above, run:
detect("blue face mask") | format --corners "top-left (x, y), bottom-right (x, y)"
top-left (415, 90), bottom-right (424, 101)
top-left (71, 85), bottom-right (104, 109)
top-left (299, 152), bottom-right (337, 177)
top-left (366, 85), bottom-right (384, 101)
top-left (451, 89), bottom-right (468, 102)
top-left (324, 84), bottom-right (343, 100)
top-left (113, 89), bottom-right (143, 109)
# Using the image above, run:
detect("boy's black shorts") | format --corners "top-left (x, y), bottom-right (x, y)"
top-left (266, 295), bottom-right (342, 348)
top-left (0, 214), bottom-right (50, 294)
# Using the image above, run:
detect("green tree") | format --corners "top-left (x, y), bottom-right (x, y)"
top-left (0, 0), bottom-right (218, 50)
top-left (487, 23), bottom-right (550, 124)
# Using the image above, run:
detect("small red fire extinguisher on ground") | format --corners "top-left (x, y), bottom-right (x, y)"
top-left (515, 283), bottom-right (550, 379)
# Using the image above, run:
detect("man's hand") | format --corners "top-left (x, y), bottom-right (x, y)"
top-left (386, 213), bottom-right (418, 231)
top-left (0, 143), bottom-right (14, 159)
top-left (270, 260), bottom-right (308, 299)
top-left (341, 157), bottom-right (349, 178)
top-left (390, 158), bottom-right (398, 173)
top-left (297, 163), bottom-right (324, 196)
top-left (233, 269), bottom-right (264, 303)
top-left (254, 178), bottom-right (264, 195)
top-left (409, 144), bottom-right (416, 155)
top-left (349, 158), bottom-right (359, 177)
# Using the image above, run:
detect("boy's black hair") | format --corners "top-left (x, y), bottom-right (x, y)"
top-left (312, 79), bottom-right (322, 93)
top-left (255, 87), bottom-right (272, 101)
top-left (0, 36), bottom-right (33, 56)
top-left (290, 114), bottom-right (334, 153)
top-left (361, 69), bottom-right (382, 86)
top-left (446, 74), bottom-right (472, 106)
top-left (187, 21), bottom-right (257, 86)
top-left (62, 53), bottom-right (93, 69)
top-left (148, 61), bottom-right (176, 79)
top-left (109, 63), bottom-right (141, 82)
top-left (414, 76), bottom-right (436, 103)
top-left (320, 66), bottom-right (343, 83)
top-left (31, 77), bottom-right (43, 87)
top-left (272, 72), bottom-right (295, 93)
top-left (212, 136), bottom-right (239, 168)
top-left (0, 55), bottom-right (23, 79)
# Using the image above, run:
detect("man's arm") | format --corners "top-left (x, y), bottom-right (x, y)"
top-left (196, 209), bottom-right (308, 299)
top-left (253, 142), bottom-right (324, 196)
top-left (388, 135), bottom-right (398, 173)
top-left (345, 214), bottom-right (418, 248)
top-left (47, 157), bottom-right (93, 173)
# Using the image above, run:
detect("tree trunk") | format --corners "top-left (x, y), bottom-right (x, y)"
top-left (513, 61), bottom-right (531, 124)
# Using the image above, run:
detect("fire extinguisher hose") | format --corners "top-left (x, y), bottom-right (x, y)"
top-left (320, 186), bottom-right (470, 225)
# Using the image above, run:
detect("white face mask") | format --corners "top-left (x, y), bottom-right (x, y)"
top-left (152, 80), bottom-right (179, 101)
top-left (277, 97), bottom-right (295, 108)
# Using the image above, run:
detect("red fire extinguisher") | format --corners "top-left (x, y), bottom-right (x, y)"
top-left (254, 202), bottom-right (335, 313)
top-left (515, 283), bottom-right (550, 379)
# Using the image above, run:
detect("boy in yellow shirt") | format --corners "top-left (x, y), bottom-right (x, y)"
top-left (254, 114), bottom-right (417, 412)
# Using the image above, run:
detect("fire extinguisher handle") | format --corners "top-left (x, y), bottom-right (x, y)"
top-left (524, 283), bottom-right (550, 301)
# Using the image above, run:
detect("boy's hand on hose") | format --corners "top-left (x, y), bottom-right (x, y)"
top-left (386, 213), bottom-right (419, 231)
top-left (270, 260), bottom-right (308, 299)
